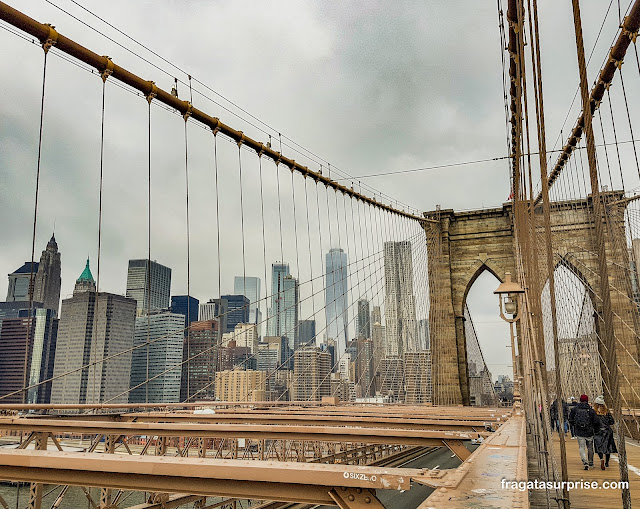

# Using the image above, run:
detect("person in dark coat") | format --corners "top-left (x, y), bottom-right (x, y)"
top-left (550, 399), bottom-right (559, 432)
top-left (568, 394), bottom-right (599, 469)
top-left (593, 395), bottom-right (617, 470)
top-left (568, 397), bottom-right (578, 438)
top-left (562, 399), bottom-right (570, 433)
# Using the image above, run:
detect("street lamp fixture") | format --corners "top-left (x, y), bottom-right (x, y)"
top-left (494, 271), bottom-right (525, 405)
top-left (494, 272), bottom-right (525, 323)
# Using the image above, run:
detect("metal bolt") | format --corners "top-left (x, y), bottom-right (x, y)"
top-left (356, 488), bottom-right (362, 494)
top-left (348, 494), bottom-right (355, 501)
top-left (365, 496), bottom-right (372, 503)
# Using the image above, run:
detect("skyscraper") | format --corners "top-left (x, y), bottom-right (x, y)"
top-left (357, 299), bottom-right (371, 339)
top-left (51, 259), bottom-right (136, 404)
top-left (180, 320), bottom-right (219, 401)
top-left (129, 310), bottom-right (185, 403)
top-left (198, 298), bottom-right (228, 334)
top-left (384, 241), bottom-right (417, 357)
top-left (6, 262), bottom-right (39, 302)
top-left (325, 248), bottom-right (348, 354)
top-left (292, 346), bottom-right (331, 401)
top-left (268, 263), bottom-right (299, 349)
top-left (233, 276), bottom-right (261, 325)
top-left (297, 319), bottom-right (316, 348)
top-left (221, 294), bottom-right (250, 333)
top-left (170, 295), bottom-right (199, 336)
top-left (0, 308), bottom-right (58, 404)
top-left (33, 234), bottom-right (61, 313)
top-left (125, 259), bottom-right (172, 315)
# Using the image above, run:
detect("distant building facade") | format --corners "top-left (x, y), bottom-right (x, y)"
top-left (325, 248), bottom-right (348, 353)
top-left (380, 357), bottom-right (404, 402)
top-left (0, 308), bottom-right (58, 404)
top-left (199, 298), bottom-right (228, 335)
top-left (297, 319), bottom-right (316, 348)
top-left (129, 311), bottom-right (185, 403)
top-left (180, 320), bottom-right (219, 401)
top-left (221, 294), bottom-right (250, 333)
top-left (51, 260), bottom-right (136, 404)
top-left (6, 262), bottom-right (39, 303)
top-left (125, 259), bottom-right (172, 315)
top-left (33, 235), bottom-right (62, 313)
top-left (292, 346), bottom-right (331, 401)
top-left (384, 241), bottom-right (417, 357)
top-left (215, 369), bottom-right (266, 402)
top-left (233, 276), bottom-right (262, 328)
top-left (404, 351), bottom-right (432, 404)
top-left (357, 299), bottom-right (371, 339)
top-left (267, 263), bottom-right (299, 349)
top-left (170, 295), bottom-right (199, 336)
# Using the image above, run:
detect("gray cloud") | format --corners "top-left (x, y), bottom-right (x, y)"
top-left (1, 0), bottom-right (631, 381)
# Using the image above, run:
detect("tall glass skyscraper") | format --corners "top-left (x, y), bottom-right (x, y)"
top-left (126, 259), bottom-right (172, 315)
top-left (129, 311), bottom-right (185, 403)
top-left (233, 276), bottom-right (261, 325)
top-left (267, 263), bottom-right (299, 350)
top-left (325, 248), bottom-right (348, 354)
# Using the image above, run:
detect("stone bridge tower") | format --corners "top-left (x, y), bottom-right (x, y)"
top-left (424, 194), bottom-right (640, 407)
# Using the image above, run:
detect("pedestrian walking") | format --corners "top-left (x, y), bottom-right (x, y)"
top-left (568, 396), bottom-right (578, 438)
top-left (562, 399), bottom-right (570, 433)
top-left (569, 394), bottom-right (598, 470)
top-left (593, 395), bottom-right (617, 470)
top-left (550, 399), bottom-right (559, 433)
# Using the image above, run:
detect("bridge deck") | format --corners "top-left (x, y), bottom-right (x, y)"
top-left (416, 411), bottom-right (528, 508)
top-left (552, 433), bottom-right (640, 507)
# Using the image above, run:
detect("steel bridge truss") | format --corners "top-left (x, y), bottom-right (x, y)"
top-left (0, 404), bottom-right (518, 509)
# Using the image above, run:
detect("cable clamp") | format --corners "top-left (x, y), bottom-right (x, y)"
top-left (289, 159), bottom-right (295, 172)
top-left (237, 132), bottom-right (245, 147)
top-left (621, 17), bottom-right (638, 43)
top-left (183, 102), bottom-right (193, 122)
top-left (100, 56), bottom-right (114, 83)
top-left (210, 118), bottom-right (220, 135)
top-left (609, 54), bottom-right (624, 69)
top-left (42, 24), bottom-right (58, 54)
top-left (146, 81), bottom-right (158, 104)
top-left (275, 153), bottom-right (282, 166)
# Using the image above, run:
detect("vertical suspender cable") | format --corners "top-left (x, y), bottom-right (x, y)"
top-left (24, 45), bottom-right (49, 404)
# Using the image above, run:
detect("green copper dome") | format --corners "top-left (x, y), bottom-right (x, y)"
top-left (77, 257), bottom-right (94, 282)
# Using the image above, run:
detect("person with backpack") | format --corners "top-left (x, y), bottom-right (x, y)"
top-left (568, 397), bottom-right (578, 438)
top-left (593, 395), bottom-right (617, 470)
top-left (568, 394), bottom-right (599, 470)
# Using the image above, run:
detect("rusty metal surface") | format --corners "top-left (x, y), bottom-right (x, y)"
top-left (0, 449), bottom-right (421, 493)
top-left (415, 413), bottom-right (528, 508)
top-left (0, 417), bottom-right (483, 446)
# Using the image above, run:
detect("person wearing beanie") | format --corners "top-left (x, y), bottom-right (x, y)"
top-left (569, 394), bottom-right (598, 469)
top-left (593, 395), bottom-right (617, 470)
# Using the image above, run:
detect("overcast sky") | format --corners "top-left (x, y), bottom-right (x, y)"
top-left (1, 0), bottom-right (636, 381)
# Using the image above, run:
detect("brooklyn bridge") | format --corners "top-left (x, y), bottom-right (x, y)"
top-left (0, 1), bottom-right (640, 508)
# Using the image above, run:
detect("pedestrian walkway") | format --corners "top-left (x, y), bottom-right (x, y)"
top-left (552, 433), bottom-right (640, 506)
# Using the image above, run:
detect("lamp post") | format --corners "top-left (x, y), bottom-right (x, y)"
top-left (494, 272), bottom-right (525, 404)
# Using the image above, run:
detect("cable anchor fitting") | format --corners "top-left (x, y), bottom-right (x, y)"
top-left (622, 17), bottom-right (639, 43)
top-left (183, 102), bottom-right (193, 122)
top-left (42, 24), bottom-right (58, 54)
top-left (100, 56), bottom-right (114, 83)
top-left (146, 81), bottom-right (158, 104)
top-left (609, 52), bottom-right (624, 69)
top-left (236, 132), bottom-right (245, 147)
